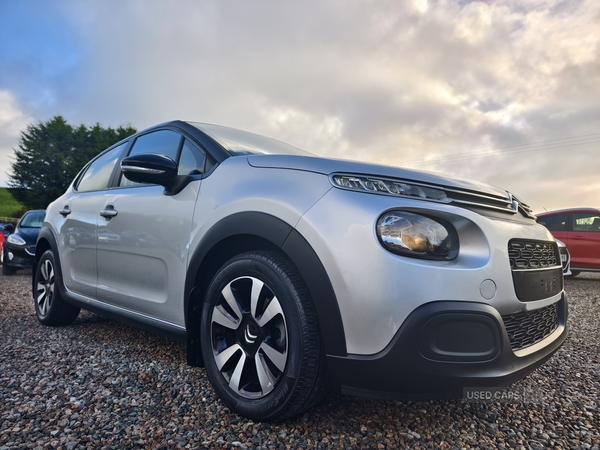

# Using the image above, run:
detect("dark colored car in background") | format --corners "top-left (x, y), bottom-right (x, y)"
top-left (1, 223), bottom-right (13, 238)
top-left (2, 210), bottom-right (46, 275)
top-left (536, 207), bottom-right (600, 276)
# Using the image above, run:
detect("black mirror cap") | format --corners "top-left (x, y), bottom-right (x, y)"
top-left (3, 223), bottom-right (15, 233)
top-left (121, 153), bottom-right (178, 185)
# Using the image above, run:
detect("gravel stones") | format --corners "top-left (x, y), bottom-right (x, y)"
top-left (1, 271), bottom-right (599, 449)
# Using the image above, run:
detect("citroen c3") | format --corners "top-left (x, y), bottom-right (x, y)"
top-left (34, 120), bottom-right (567, 421)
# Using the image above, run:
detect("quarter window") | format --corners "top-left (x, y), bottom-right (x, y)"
top-left (76, 143), bottom-right (126, 192)
top-left (178, 139), bottom-right (206, 176)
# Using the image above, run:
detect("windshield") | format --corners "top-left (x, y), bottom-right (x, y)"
top-left (19, 210), bottom-right (45, 228)
top-left (190, 123), bottom-right (313, 157)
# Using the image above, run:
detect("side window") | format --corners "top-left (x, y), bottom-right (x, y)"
top-left (573, 213), bottom-right (600, 232)
top-left (120, 130), bottom-right (182, 187)
top-left (537, 214), bottom-right (567, 231)
top-left (76, 143), bottom-right (126, 192)
top-left (178, 139), bottom-right (206, 176)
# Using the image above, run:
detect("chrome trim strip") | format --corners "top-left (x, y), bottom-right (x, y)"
top-left (510, 265), bottom-right (563, 273)
top-left (513, 324), bottom-right (564, 358)
top-left (121, 165), bottom-right (165, 175)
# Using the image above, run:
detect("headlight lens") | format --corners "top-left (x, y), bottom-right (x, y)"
top-left (330, 174), bottom-right (450, 202)
top-left (7, 234), bottom-right (26, 246)
top-left (377, 211), bottom-right (458, 260)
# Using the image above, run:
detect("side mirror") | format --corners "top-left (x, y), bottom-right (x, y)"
top-left (120, 153), bottom-right (192, 195)
top-left (121, 153), bottom-right (177, 185)
top-left (3, 223), bottom-right (14, 233)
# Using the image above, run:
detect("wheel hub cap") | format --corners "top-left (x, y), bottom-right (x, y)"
top-left (210, 276), bottom-right (288, 399)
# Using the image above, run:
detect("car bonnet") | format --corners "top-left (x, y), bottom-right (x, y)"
top-left (247, 154), bottom-right (511, 199)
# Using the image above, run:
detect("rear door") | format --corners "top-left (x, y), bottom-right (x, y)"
top-left (56, 142), bottom-right (127, 298)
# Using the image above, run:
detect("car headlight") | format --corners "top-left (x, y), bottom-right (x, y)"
top-left (7, 234), bottom-right (26, 246)
top-left (376, 211), bottom-right (458, 260)
top-left (330, 173), bottom-right (450, 202)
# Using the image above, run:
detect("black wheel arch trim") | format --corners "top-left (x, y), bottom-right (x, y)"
top-left (184, 211), bottom-right (347, 361)
top-left (36, 214), bottom-right (347, 360)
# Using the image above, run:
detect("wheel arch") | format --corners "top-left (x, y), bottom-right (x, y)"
top-left (184, 212), bottom-right (347, 367)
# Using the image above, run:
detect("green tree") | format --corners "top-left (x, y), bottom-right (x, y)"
top-left (8, 116), bottom-right (136, 209)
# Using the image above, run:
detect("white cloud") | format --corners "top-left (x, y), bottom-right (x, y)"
top-left (1, 0), bottom-right (599, 211)
top-left (0, 91), bottom-right (34, 186)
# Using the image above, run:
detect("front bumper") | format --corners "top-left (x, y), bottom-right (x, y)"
top-left (3, 244), bottom-right (36, 269)
top-left (327, 296), bottom-right (567, 399)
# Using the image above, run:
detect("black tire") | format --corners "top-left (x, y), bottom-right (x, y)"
top-left (34, 249), bottom-right (80, 326)
top-left (200, 251), bottom-right (330, 421)
top-left (566, 270), bottom-right (580, 277)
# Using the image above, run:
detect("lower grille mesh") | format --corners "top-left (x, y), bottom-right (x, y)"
top-left (502, 303), bottom-right (559, 351)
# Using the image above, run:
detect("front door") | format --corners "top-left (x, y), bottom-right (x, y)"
top-left (95, 183), bottom-right (199, 326)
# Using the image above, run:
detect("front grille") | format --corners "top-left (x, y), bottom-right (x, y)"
top-left (502, 303), bottom-right (559, 351)
top-left (508, 239), bottom-right (559, 270)
top-left (448, 191), bottom-right (535, 219)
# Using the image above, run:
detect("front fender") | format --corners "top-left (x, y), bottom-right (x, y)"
top-left (184, 211), bottom-right (347, 357)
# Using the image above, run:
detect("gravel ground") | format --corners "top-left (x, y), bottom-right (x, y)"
top-left (1, 270), bottom-right (599, 450)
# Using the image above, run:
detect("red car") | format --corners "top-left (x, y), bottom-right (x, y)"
top-left (536, 207), bottom-right (600, 276)
top-left (0, 229), bottom-right (5, 265)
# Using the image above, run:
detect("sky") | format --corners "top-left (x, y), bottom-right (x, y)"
top-left (0, 0), bottom-right (599, 212)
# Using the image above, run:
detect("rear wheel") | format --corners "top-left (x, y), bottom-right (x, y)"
top-left (567, 270), bottom-right (580, 277)
top-left (200, 251), bottom-right (329, 421)
top-left (34, 250), bottom-right (80, 326)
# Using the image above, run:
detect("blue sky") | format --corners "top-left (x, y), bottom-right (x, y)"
top-left (1, 0), bottom-right (599, 211)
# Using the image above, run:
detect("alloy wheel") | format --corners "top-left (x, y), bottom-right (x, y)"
top-left (36, 259), bottom-right (55, 316)
top-left (210, 276), bottom-right (288, 399)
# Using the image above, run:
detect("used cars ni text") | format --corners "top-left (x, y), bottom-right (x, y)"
top-left (35, 121), bottom-right (567, 420)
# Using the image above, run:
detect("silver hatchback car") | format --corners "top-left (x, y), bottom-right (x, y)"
top-left (35, 121), bottom-right (567, 421)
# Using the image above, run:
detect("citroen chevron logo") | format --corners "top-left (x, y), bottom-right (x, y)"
top-left (244, 325), bottom-right (258, 344)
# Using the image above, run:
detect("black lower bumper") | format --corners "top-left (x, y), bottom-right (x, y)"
top-left (327, 297), bottom-right (568, 400)
top-left (3, 246), bottom-right (35, 269)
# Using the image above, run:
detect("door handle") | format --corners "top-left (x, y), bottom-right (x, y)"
top-left (572, 235), bottom-right (586, 240)
top-left (59, 206), bottom-right (71, 217)
top-left (99, 209), bottom-right (118, 219)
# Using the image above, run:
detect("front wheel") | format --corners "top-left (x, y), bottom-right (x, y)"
top-left (34, 250), bottom-right (80, 326)
top-left (200, 251), bottom-right (329, 421)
